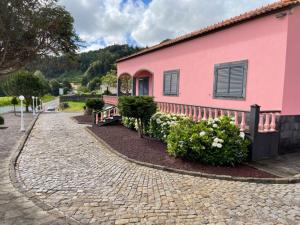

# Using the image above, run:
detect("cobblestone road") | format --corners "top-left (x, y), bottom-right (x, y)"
top-left (17, 113), bottom-right (300, 225)
top-left (0, 113), bottom-right (68, 225)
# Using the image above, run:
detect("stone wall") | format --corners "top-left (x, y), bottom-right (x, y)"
top-left (279, 115), bottom-right (300, 154)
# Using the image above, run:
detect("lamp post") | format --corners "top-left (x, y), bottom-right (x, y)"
top-left (19, 95), bottom-right (25, 132)
top-left (32, 96), bottom-right (35, 115)
top-left (35, 97), bottom-right (38, 113)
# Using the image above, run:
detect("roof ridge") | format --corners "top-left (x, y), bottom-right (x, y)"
top-left (118, 0), bottom-right (300, 62)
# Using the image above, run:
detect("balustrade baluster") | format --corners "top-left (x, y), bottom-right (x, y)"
top-left (240, 112), bottom-right (246, 131)
top-left (193, 106), bottom-right (197, 121)
top-left (221, 110), bottom-right (224, 117)
top-left (234, 111), bottom-right (239, 127)
top-left (214, 109), bottom-right (218, 119)
top-left (198, 107), bottom-right (202, 121)
top-left (101, 112), bottom-right (104, 121)
top-left (96, 113), bottom-right (99, 124)
top-left (203, 108), bottom-right (207, 120)
top-left (258, 114), bottom-right (264, 132)
top-left (176, 105), bottom-right (180, 115)
top-left (209, 108), bottom-right (213, 119)
top-left (189, 106), bottom-right (193, 118)
top-left (227, 110), bottom-right (231, 117)
top-left (270, 113), bottom-right (276, 131)
top-left (264, 113), bottom-right (271, 132)
top-left (185, 105), bottom-right (188, 117)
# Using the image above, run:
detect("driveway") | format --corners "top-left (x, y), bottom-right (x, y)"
top-left (16, 113), bottom-right (300, 224)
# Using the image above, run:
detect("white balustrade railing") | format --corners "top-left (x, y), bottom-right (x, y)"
top-left (156, 102), bottom-right (281, 133)
top-left (95, 106), bottom-right (120, 124)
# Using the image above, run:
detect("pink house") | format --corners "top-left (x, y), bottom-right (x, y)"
top-left (102, 0), bottom-right (300, 158)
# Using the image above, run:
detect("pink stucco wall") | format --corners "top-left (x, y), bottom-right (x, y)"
top-left (118, 11), bottom-right (291, 112)
top-left (281, 6), bottom-right (300, 115)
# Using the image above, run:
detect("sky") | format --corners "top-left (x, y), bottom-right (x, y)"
top-left (58, 0), bottom-right (277, 52)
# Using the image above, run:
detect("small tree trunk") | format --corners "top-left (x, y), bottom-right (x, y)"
top-left (26, 105), bottom-right (29, 112)
top-left (137, 119), bottom-right (144, 138)
top-left (13, 105), bottom-right (16, 115)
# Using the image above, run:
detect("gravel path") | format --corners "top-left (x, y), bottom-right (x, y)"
top-left (17, 113), bottom-right (300, 225)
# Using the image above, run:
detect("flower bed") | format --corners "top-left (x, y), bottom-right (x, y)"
top-left (87, 124), bottom-right (276, 178)
top-left (148, 112), bottom-right (250, 166)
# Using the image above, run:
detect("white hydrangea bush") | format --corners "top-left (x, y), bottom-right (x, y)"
top-left (148, 112), bottom-right (188, 142)
top-left (167, 116), bottom-right (250, 166)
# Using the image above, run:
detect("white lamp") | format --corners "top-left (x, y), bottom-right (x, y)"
top-left (32, 96), bottom-right (35, 115)
top-left (19, 95), bottom-right (25, 132)
top-left (35, 97), bottom-right (38, 112)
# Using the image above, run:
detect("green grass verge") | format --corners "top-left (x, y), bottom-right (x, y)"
top-left (63, 101), bottom-right (85, 112)
top-left (0, 97), bottom-right (13, 106)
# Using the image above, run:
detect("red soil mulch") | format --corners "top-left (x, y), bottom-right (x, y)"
top-left (87, 124), bottom-right (277, 178)
top-left (73, 115), bottom-right (94, 124)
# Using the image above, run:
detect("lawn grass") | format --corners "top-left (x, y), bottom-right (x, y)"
top-left (0, 95), bottom-right (56, 107)
top-left (41, 95), bottom-right (56, 103)
top-left (0, 97), bottom-right (13, 106)
top-left (63, 101), bottom-right (85, 112)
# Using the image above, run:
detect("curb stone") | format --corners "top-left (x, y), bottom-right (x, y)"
top-left (9, 112), bottom-right (83, 225)
top-left (85, 127), bottom-right (300, 184)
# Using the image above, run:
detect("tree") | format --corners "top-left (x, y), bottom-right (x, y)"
top-left (101, 70), bottom-right (117, 95)
top-left (2, 70), bottom-right (48, 111)
top-left (86, 99), bottom-right (104, 112)
top-left (0, 0), bottom-right (79, 76)
top-left (34, 70), bottom-right (50, 93)
top-left (118, 96), bottom-right (157, 138)
top-left (49, 79), bottom-right (61, 96)
top-left (88, 77), bottom-right (101, 91)
top-left (119, 74), bottom-right (132, 95)
top-left (11, 97), bottom-right (18, 115)
top-left (62, 80), bottom-right (72, 93)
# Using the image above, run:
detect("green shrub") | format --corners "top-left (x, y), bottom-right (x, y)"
top-left (59, 102), bottom-right (69, 110)
top-left (86, 98), bottom-right (104, 112)
top-left (149, 112), bottom-right (188, 142)
top-left (11, 96), bottom-right (18, 105)
top-left (167, 116), bottom-right (250, 166)
top-left (0, 116), bottom-right (4, 125)
top-left (118, 96), bottom-right (157, 138)
top-left (122, 117), bottom-right (136, 130)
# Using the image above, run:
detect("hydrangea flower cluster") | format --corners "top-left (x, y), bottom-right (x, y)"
top-left (149, 112), bottom-right (188, 142)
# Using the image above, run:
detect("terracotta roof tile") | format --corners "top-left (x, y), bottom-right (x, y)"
top-left (117, 0), bottom-right (300, 62)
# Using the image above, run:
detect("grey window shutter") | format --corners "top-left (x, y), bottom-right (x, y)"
top-left (170, 72), bottom-right (178, 95)
top-left (215, 68), bottom-right (230, 95)
top-left (214, 60), bottom-right (247, 99)
top-left (164, 73), bottom-right (171, 94)
top-left (229, 66), bottom-right (244, 97)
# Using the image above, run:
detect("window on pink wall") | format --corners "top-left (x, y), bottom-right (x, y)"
top-left (213, 60), bottom-right (248, 100)
top-left (163, 70), bottom-right (180, 96)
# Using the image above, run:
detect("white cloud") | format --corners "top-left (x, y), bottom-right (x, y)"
top-left (80, 43), bottom-right (105, 52)
top-left (132, 0), bottom-right (277, 46)
top-left (59, 0), bottom-right (277, 49)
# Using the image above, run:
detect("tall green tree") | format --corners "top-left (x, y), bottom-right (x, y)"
top-left (88, 77), bottom-right (102, 91)
top-left (49, 79), bottom-right (61, 96)
top-left (101, 70), bottom-right (117, 94)
top-left (0, 0), bottom-right (79, 76)
top-left (2, 70), bottom-right (49, 111)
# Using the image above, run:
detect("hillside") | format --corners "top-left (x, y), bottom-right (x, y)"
top-left (27, 44), bottom-right (142, 84)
